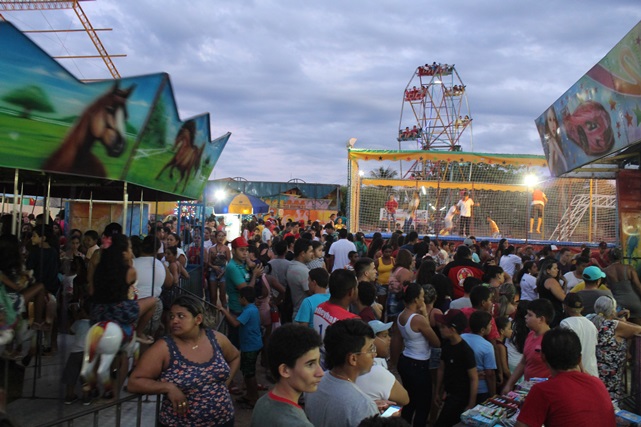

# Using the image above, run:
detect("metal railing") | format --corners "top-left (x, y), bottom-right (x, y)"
top-left (33, 393), bottom-right (158, 427)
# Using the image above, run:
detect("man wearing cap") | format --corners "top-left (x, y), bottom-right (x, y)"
top-left (225, 236), bottom-right (264, 347)
top-left (560, 293), bottom-right (598, 377)
top-left (576, 266), bottom-right (613, 316)
top-left (355, 320), bottom-right (409, 408)
top-left (463, 238), bottom-right (481, 263)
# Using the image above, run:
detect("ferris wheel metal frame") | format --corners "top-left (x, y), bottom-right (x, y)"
top-left (398, 64), bottom-right (473, 178)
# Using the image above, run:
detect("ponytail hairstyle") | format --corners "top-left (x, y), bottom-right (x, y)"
top-left (400, 282), bottom-right (423, 304)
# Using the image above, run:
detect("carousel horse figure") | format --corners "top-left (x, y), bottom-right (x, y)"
top-left (43, 83), bottom-right (135, 177)
top-left (155, 120), bottom-right (205, 192)
top-left (80, 321), bottom-right (139, 399)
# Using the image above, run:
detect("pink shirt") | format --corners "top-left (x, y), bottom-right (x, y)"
top-left (523, 331), bottom-right (551, 380)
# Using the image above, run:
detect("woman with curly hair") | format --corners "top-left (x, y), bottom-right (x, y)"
top-left (91, 233), bottom-right (158, 344)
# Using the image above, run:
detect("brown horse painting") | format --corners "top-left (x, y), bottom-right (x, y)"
top-left (43, 83), bottom-right (135, 177)
top-left (155, 120), bottom-right (205, 193)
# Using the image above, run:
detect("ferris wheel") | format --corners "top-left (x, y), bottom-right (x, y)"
top-left (398, 63), bottom-right (473, 177)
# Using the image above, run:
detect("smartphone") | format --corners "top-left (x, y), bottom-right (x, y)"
top-left (381, 405), bottom-right (401, 418)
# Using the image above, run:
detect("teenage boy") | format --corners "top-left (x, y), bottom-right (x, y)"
top-left (295, 268), bottom-right (330, 328)
top-left (305, 319), bottom-right (379, 427)
top-left (313, 269), bottom-right (359, 345)
top-left (250, 324), bottom-right (323, 427)
top-left (460, 286), bottom-right (500, 344)
top-left (502, 299), bottom-right (554, 394)
top-left (462, 311), bottom-right (497, 403)
top-left (218, 287), bottom-right (263, 407)
top-left (515, 328), bottom-right (616, 427)
top-left (434, 309), bottom-right (478, 427)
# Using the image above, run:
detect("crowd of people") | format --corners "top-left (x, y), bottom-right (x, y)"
top-left (0, 209), bottom-right (635, 426)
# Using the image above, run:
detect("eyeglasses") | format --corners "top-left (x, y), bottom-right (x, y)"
top-left (353, 345), bottom-right (377, 356)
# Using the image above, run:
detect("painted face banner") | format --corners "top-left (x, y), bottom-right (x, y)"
top-left (535, 21), bottom-right (641, 177)
top-left (0, 22), bottom-right (229, 199)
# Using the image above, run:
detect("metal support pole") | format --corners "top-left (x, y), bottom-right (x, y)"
top-left (45, 176), bottom-right (51, 225)
top-left (18, 183), bottom-right (24, 240)
top-left (11, 169), bottom-right (18, 235)
top-left (139, 190), bottom-right (144, 236)
top-left (88, 192), bottom-right (93, 230)
top-left (122, 182), bottom-right (128, 231)
top-left (588, 179), bottom-right (593, 242)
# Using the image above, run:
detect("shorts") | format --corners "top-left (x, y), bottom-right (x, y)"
top-left (444, 218), bottom-right (453, 229)
top-left (90, 300), bottom-right (139, 326)
top-left (531, 204), bottom-right (543, 220)
top-left (240, 351), bottom-right (260, 378)
top-left (429, 347), bottom-right (442, 370)
top-left (209, 267), bottom-right (226, 282)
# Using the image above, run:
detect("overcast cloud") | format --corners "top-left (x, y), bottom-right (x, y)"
top-left (5, 1), bottom-right (641, 184)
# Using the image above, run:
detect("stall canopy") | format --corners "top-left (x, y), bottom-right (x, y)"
top-left (0, 21), bottom-right (230, 201)
top-left (213, 193), bottom-right (270, 215)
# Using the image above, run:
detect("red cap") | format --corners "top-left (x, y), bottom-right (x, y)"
top-left (231, 237), bottom-right (249, 249)
top-left (434, 309), bottom-right (468, 331)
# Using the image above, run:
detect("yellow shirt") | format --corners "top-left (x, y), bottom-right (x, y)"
top-left (570, 282), bottom-right (609, 293)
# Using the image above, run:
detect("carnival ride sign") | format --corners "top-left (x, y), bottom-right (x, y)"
top-left (0, 22), bottom-right (229, 199)
top-left (536, 21), bottom-right (641, 177)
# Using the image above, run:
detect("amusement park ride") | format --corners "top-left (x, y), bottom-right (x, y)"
top-left (398, 62), bottom-right (473, 179)
top-left (0, 0), bottom-right (122, 80)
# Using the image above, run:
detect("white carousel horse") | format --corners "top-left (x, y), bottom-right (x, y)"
top-left (80, 321), bottom-right (139, 397)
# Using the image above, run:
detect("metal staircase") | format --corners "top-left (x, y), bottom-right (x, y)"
top-left (549, 194), bottom-right (616, 242)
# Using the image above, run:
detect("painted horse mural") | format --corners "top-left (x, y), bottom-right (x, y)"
top-left (80, 321), bottom-right (139, 399)
top-left (155, 120), bottom-right (205, 192)
top-left (43, 83), bottom-right (135, 178)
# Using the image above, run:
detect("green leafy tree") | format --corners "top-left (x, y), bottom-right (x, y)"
top-left (2, 85), bottom-right (54, 118)
top-left (140, 97), bottom-right (167, 147)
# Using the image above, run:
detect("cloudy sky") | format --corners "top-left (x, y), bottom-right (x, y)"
top-left (4, 0), bottom-right (641, 184)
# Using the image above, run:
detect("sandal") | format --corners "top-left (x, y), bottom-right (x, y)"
top-left (229, 385), bottom-right (243, 395)
top-left (257, 383), bottom-right (269, 391)
top-left (31, 322), bottom-right (51, 331)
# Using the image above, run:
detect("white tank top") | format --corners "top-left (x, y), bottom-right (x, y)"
top-left (398, 312), bottom-right (431, 360)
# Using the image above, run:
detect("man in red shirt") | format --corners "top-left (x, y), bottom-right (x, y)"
top-left (384, 194), bottom-right (398, 231)
top-left (313, 269), bottom-right (359, 368)
top-left (442, 245), bottom-right (484, 299)
top-left (515, 328), bottom-right (615, 427)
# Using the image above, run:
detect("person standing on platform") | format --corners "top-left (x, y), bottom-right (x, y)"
top-left (385, 194), bottom-right (399, 232)
top-left (529, 186), bottom-right (548, 234)
top-left (456, 192), bottom-right (477, 237)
